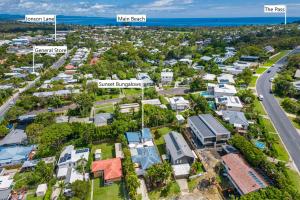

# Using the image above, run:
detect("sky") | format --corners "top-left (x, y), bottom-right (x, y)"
top-left (0, 0), bottom-right (300, 18)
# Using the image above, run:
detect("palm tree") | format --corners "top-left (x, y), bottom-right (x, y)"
top-left (76, 157), bottom-right (87, 181)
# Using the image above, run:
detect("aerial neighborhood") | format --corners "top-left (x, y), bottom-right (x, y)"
top-left (0, 16), bottom-right (300, 200)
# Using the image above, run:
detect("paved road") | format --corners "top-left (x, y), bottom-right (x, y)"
top-left (0, 53), bottom-right (68, 118)
top-left (256, 47), bottom-right (300, 172)
top-left (158, 87), bottom-right (189, 96)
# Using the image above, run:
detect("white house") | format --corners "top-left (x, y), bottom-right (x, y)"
top-left (212, 84), bottom-right (237, 98)
top-left (57, 145), bottom-right (89, 184)
top-left (36, 184), bottom-right (47, 197)
top-left (215, 96), bottom-right (243, 111)
top-left (217, 74), bottom-right (235, 84)
top-left (161, 72), bottom-right (173, 84)
top-left (169, 97), bottom-right (190, 111)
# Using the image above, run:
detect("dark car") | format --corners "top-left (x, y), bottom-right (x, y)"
top-left (267, 70), bottom-right (271, 73)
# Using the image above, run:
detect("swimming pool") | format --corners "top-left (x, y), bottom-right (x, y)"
top-left (200, 91), bottom-right (214, 98)
top-left (255, 141), bottom-right (266, 150)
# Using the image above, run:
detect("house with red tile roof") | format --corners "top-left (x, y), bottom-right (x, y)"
top-left (65, 65), bottom-right (76, 70)
top-left (221, 153), bottom-right (268, 195)
top-left (91, 158), bottom-right (122, 183)
top-left (90, 57), bottom-right (99, 65)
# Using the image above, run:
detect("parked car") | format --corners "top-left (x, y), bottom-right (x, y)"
top-left (267, 70), bottom-right (271, 73)
top-left (269, 77), bottom-right (274, 82)
top-left (258, 95), bottom-right (264, 101)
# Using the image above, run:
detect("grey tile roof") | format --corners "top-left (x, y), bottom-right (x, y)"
top-left (164, 131), bottom-right (194, 161)
top-left (0, 129), bottom-right (27, 146)
top-left (189, 114), bottom-right (230, 138)
top-left (221, 110), bottom-right (249, 127)
top-left (199, 114), bottom-right (230, 136)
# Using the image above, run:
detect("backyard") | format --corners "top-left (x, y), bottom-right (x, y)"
top-left (263, 50), bottom-right (289, 67)
top-left (152, 126), bottom-right (173, 155)
top-left (91, 142), bottom-right (115, 160)
top-left (148, 181), bottom-right (180, 200)
top-left (88, 178), bottom-right (126, 200)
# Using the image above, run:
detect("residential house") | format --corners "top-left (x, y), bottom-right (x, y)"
top-left (217, 74), bottom-right (235, 84)
top-left (161, 71), bottom-right (173, 84)
top-left (203, 73), bottom-right (216, 81)
top-left (119, 103), bottom-right (139, 113)
top-left (240, 56), bottom-right (259, 62)
top-left (0, 175), bottom-right (13, 200)
top-left (164, 131), bottom-right (195, 165)
top-left (294, 69), bottom-right (300, 79)
top-left (215, 96), bottom-right (243, 111)
top-left (91, 158), bottom-right (122, 184)
top-left (200, 56), bottom-right (212, 62)
top-left (188, 114), bottom-right (231, 147)
top-left (210, 84), bottom-right (237, 98)
top-left (21, 157), bottom-right (56, 171)
top-left (169, 96), bottom-right (190, 111)
top-left (33, 89), bottom-right (80, 98)
top-left (220, 110), bottom-right (249, 130)
top-left (36, 184), bottom-right (47, 197)
top-left (94, 113), bottom-right (113, 127)
top-left (221, 153), bottom-right (267, 195)
top-left (264, 46), bottom-right (275, 54)
top-left (136, 73), bottom-right (154, 87)
top-left (125, 129), bottom-right (161, 175)
top-left (56, 145), bottom-right (89, 184)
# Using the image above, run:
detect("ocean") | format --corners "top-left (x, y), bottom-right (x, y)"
top-left (1, 14), bottom-right (300, 27)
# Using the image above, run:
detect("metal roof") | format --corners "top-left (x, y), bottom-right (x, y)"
top-left (164, 131), bottom-right (194, 161)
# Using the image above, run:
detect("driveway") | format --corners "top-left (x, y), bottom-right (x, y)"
top-left (137, 178), bottom-right (149, 200)
top-left (176, 179), bottom-right (189, 195)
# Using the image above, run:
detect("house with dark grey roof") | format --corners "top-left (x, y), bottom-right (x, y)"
top-left (164, 131), bottom-right (195, 165)
top-left (188, 114), bottom-right (230, 147)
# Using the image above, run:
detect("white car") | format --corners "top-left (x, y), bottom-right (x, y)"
top-left (269, 77), bottom-right (274, 82)
top-left (258, 95), bottom-right (264, 101)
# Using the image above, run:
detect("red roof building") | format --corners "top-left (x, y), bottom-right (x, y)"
top-left (65, 65), bottom-right (76, 70)
top-left (90, 57), bottom-right (99, 65)
top-left (221, 153), bottom-right (268, 195)
top-left (91, 158), bottom-right (122, 183)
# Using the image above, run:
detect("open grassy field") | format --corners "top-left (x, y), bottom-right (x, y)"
top-left (287, 168), bottom-right (300, 193)
top-left (263, 50), bottom-right (289, 67)
top-left (152, 127), bottom-right (173, 155)
top-left (249, 76), bottom-right (258, 87)
top-left (261, 118), bottom-right (276, 133)
top-left (255, 67), bottom-right (268, 74)
top-left (148, 181), bottom-right (180, 200)
top-left (253, 100), bottom-right (267, 115)
top-left (95, 103), bottom-right (114, 113)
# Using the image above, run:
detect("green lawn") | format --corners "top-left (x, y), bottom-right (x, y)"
top-left (88, 179), bottom-right (125, 200)
top-left (255, 67), bottom-right (268, 74)
top-left (272, 134), bottom-right (289, 162)
top-left (287, 168), bottom-right (300, 192)
top-left (261, 118), bottom-right (276, 133)
top-left (95, 104), bottom-right (114, 113)
top-left (13, 172), bottom-right (33, 190)
top-left (263, 50), bottom-right (289, 67)
top-left (123, 89), bottom-right (142, 96)
top-left (91, 142), bottom-right (115, 160)
top-left (188, 177), bottom-right (201, 192)
top-left (95, 94), bottom-right (120, 101)
top-left (249, 76), bottom-right (258, 87)
top-left (26, 193), bottom-right (43, 200)
top-left (148, 181), bottom-right (180, 200)
top-left (253, 100), bottom-right (267, 115)
top-left (288, 117), bottom-right (300, 129)
top-left (153, 127), bottom-right (173, 155)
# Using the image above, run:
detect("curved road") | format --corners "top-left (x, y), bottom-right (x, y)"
top-left (256, 47), bottom-right (300, 172)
